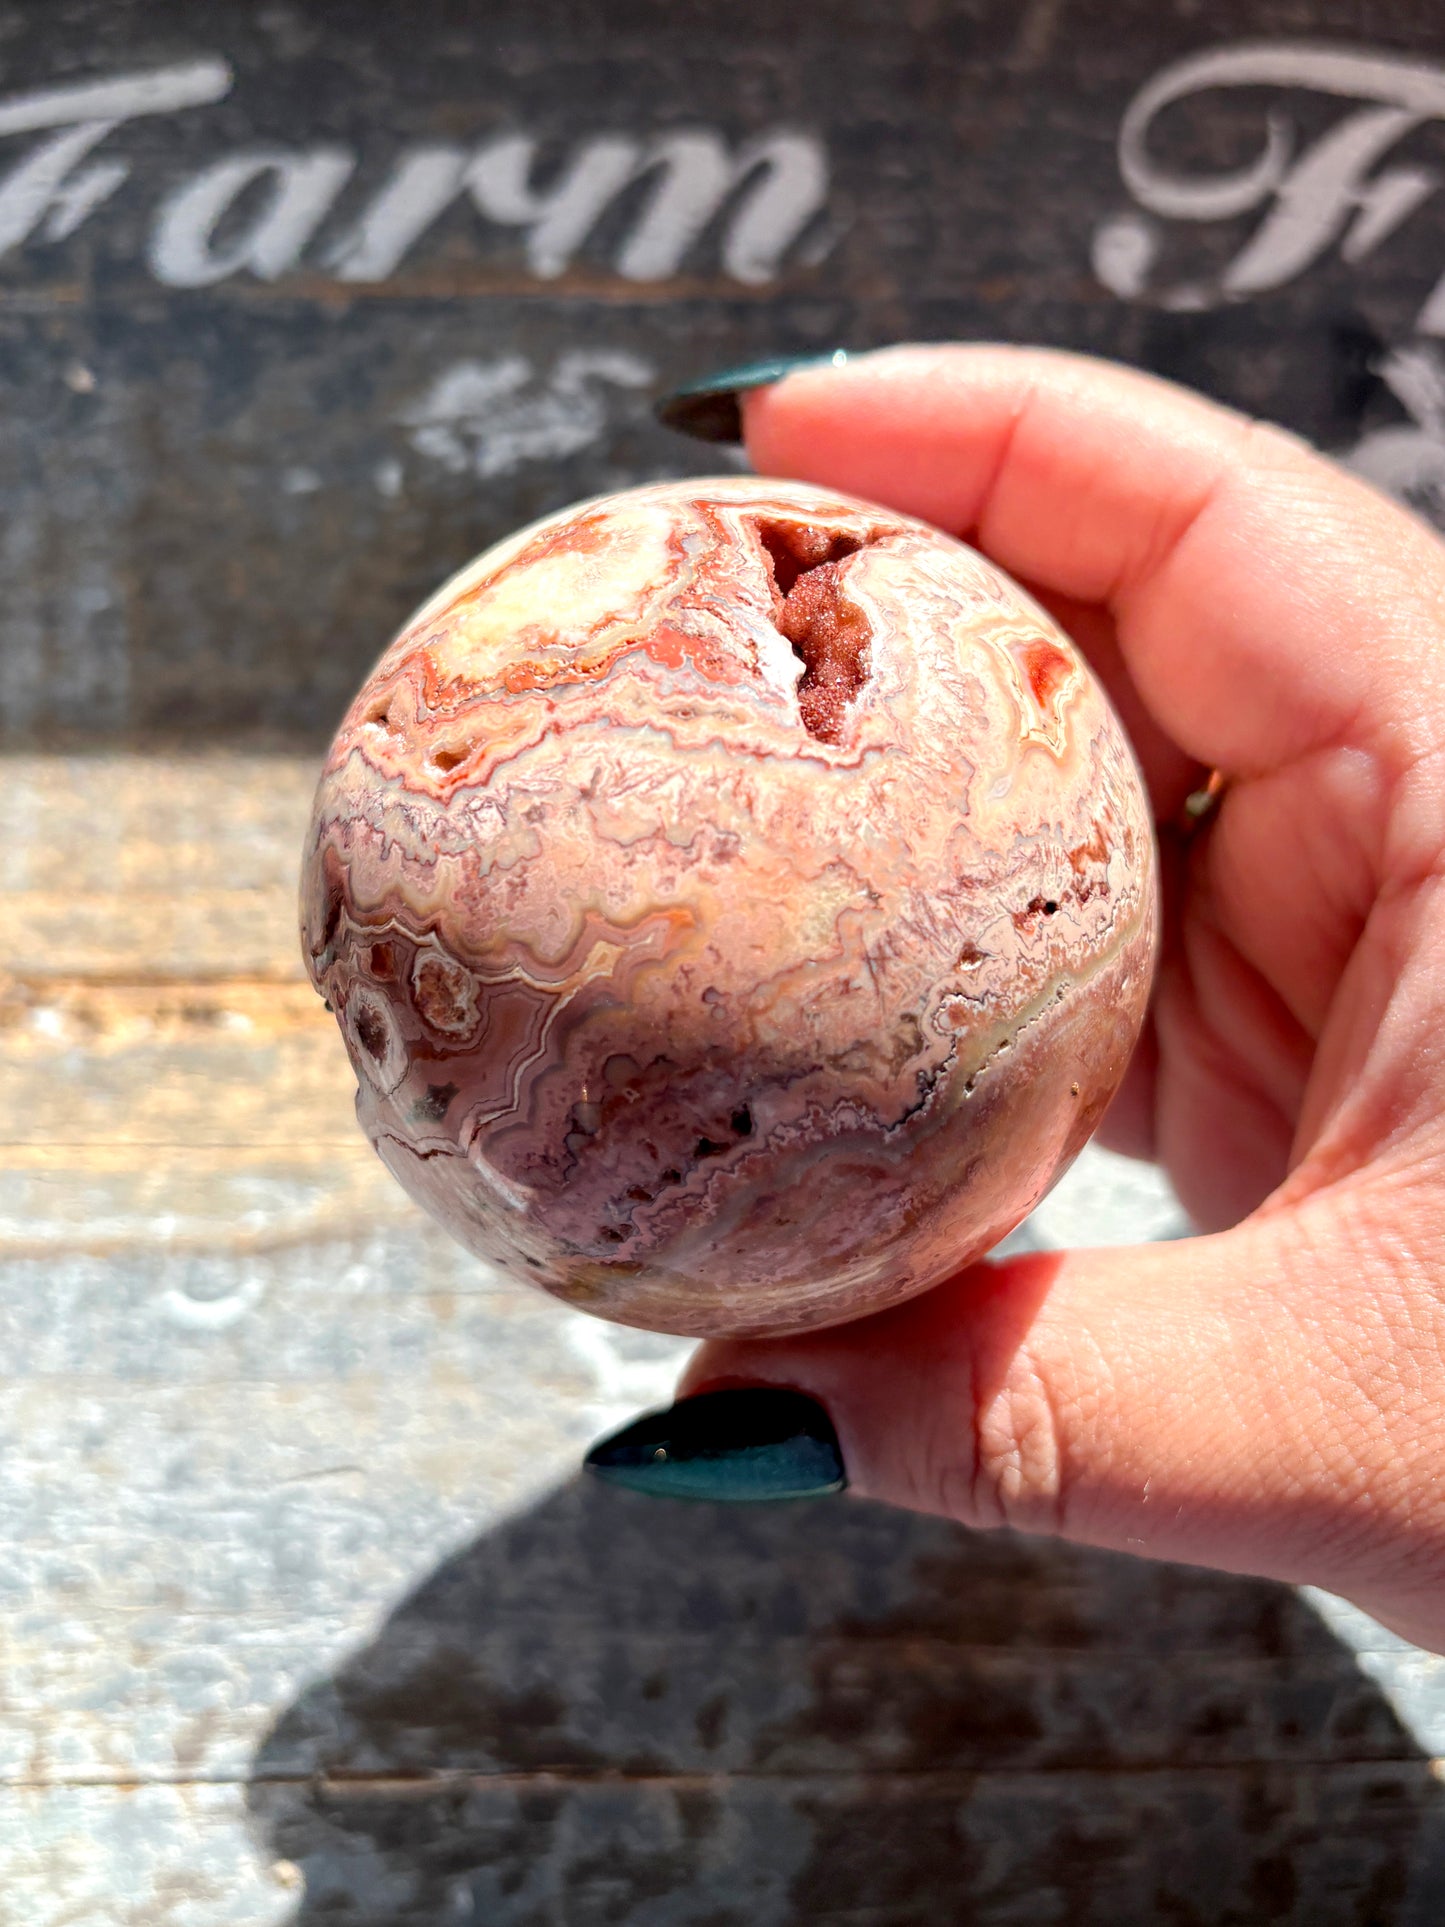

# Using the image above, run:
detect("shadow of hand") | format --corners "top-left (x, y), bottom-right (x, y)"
top-left (248, 1479), bottom-right (1445, 1923)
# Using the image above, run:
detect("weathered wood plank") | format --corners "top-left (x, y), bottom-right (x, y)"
top-left (242, 1762), bottom-right (1445, 1926)
top-left (0, 1142), bottom-right (410, 1255)
top-left (0, 978), bottom-right (349, 1149)
top-left (0, 753), bottom-right (316, 981)
top-left (4, 1784), bottom-right (299, 1927)
top-left (0, 1610), bottom-right (1426, 1788)
top-left (1, 1632), bottom-right (1427, 1788)
top-left (2, 1343), bottom-right (1442, 1793)
top-left (12, 1764), bottom-right (1445, 1927)
top-left (0, 4), bottom-right (1441, 747)
top-left (0, 745), bottom-right (1434, 1925)
top-left (0, 977), bottom-right (352, 1147)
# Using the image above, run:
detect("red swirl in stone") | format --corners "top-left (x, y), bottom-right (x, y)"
top-left (300, 477), bottom-right (1158, 1337)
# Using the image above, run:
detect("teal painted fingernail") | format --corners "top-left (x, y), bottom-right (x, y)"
top-left (584, 1387), bottom-right (847, 1502)
top-left (654, 350), bottom-right (850, 443)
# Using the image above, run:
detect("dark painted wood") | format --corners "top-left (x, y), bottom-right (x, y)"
top-left (0, 0), bottom-right (1442, 744)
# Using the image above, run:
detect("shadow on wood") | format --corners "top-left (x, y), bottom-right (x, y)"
top-left (246, 1482), bottom-right (1445, 1923)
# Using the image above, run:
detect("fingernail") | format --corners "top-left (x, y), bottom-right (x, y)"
top-left (654, 350), bottom-right (850, 443)
top-left (584, 1386), bottom-right (846, 1502)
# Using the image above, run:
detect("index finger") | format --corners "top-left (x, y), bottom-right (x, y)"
top-left (742, 345), bottom-right (1445, 779)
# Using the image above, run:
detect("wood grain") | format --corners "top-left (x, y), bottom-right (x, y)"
top-left (0, 755), bottom-right (382, 1270)
top-left (0, 0), bottom-right (1440, 750)
top-left (4, 748), bottom-right (1445, 1920)
top-left (5, 0), bottom-right (1445, 1911)
top-left (0, 753), bottom-right (316, 980)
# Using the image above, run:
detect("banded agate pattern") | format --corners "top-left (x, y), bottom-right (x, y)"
top-left (300, 478), bottom-right (1157, 1336)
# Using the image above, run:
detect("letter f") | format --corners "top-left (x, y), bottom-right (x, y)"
top-left (0, 61), bottom-right (230, 257)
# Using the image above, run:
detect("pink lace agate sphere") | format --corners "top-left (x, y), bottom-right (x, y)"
top-left (300, 477), bottom-right (1158, 1337)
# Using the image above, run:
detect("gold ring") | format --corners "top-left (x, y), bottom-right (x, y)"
top-left (1178, 768), bottom-right (1228, 838)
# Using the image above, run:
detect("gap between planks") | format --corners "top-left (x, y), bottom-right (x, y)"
top-left (11, 1761), bottom-right (1445, 1793)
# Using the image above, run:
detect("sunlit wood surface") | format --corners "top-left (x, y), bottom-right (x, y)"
top-left (6, 752), bottom-right (1445, 1925)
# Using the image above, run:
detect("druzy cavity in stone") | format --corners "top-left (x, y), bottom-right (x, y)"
top-left (300, 477), bottom-right (1158, 1337)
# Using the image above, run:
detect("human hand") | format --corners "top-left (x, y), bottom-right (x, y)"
top-left (657, 345), bottom-right (1445, 1651)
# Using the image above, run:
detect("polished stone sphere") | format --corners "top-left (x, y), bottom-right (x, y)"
top-left (300, 477), bottom-right (1158, 1336)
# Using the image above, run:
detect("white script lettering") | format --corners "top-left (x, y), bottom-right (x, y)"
top-left (1093, 43), bottom-right (1445, 330)
top-left (150, 148), bottom-right (355, 285)
top-left (327, 130), bottom-right (830, 285)
top-left (0, 60), bottom-right (229, 256)
top-left (398, 351), bottom-right (654, 480)
top-left (0, 60), bottom-right (829, 289)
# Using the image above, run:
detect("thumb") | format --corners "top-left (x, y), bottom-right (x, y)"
top-left (679, 1194), bottom-right (1439, 1636)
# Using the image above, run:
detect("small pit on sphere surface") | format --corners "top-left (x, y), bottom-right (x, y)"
top-left (354, 1004), bottom-right (388, 1062)
top-left (756, 520), bottom-right (874, 743)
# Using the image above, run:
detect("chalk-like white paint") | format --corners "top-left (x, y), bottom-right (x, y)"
top-left (0, 58), bottom-right (828, 288)
top-left (0, 119), bottom-right (128, 255)
top-left (398, 350), bottom-right (653, 480)
top-left (1097, 41), bottom-right (1445, 530)
top-left (0, 61), bottom-right (230, 258)
top-left (1100, 42), bottom-right (1445, 331)
top-left (149, 146), bottom-right (355, 286)
top-left (467, 135), bottom-right (644, 280)
top-left (325, 145), bottom-right (473, 281)
top-left (619, 131), bottom-right (829, 285)
top-left (1343, 343), bottom-right (1445, 519)
top-left (158, 1269), bottom-right (266, 1330)
top-left (1089, 210), bottom-right (1157, 299)
top-left (328, 128), bottom-right (830, 285)
top-left (0, 60), bottom-right (232, 138)
top-left (1416, 263), bottom-right (1445, 335)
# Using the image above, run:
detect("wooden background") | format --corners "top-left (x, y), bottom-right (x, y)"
top-left (3, 0), bottom-right (1445, 748)
top-left (7, 2), bottom-right (1445, 1920)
